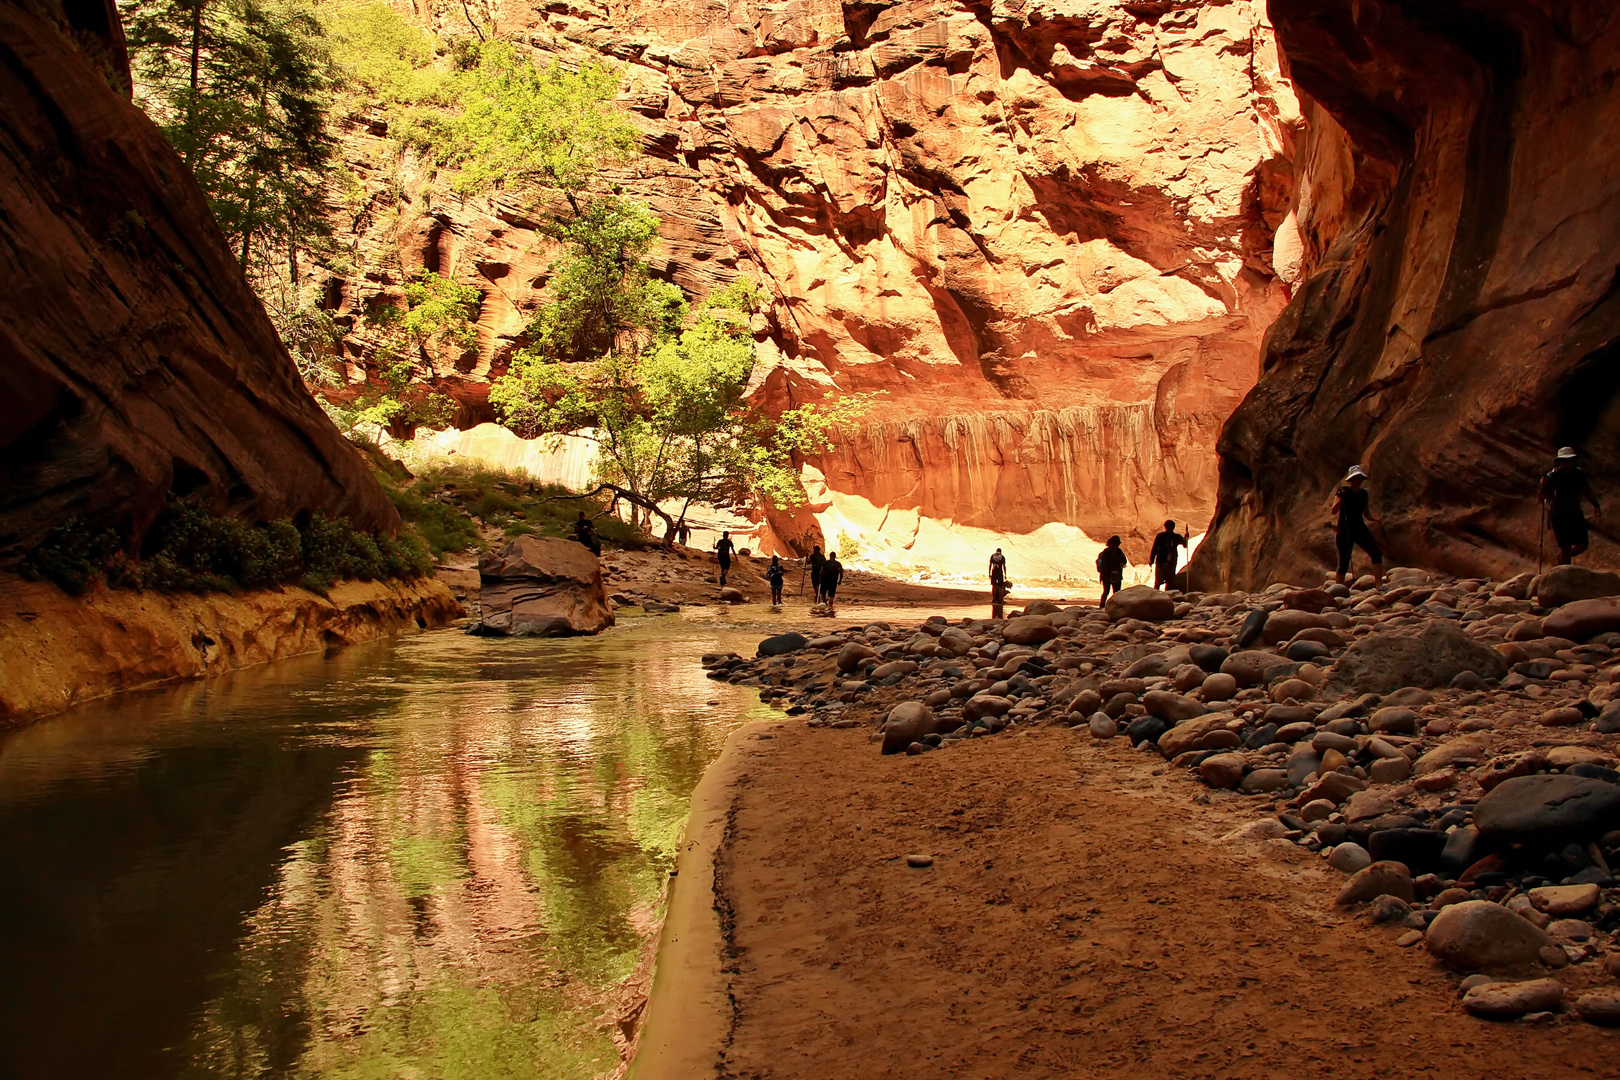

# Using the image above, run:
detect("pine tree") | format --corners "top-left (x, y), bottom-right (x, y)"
top-left (121, 0), bottom-right (336, 276)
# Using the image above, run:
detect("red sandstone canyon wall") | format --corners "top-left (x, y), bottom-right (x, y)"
top-left (1192, 0), bottom-right (1620, 590)
top-left (0, 1), bottom-right (398, 557)
top-left (323, 0), bottom-right (1300, 573)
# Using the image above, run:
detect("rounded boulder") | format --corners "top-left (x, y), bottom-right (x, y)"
top-left (881, 701), bottom-right (936, 755)
top-left (1425, 900), bottom-right (1554, 971)
top-left (1104, 586), bottom-right (1176, 622)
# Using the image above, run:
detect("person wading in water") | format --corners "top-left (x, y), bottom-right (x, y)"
top-left (808, 545), bottom-right (826, 601)
top-left (988, 548), bottom-right (1008, 605)
top-left (1332, 466), bottom-right (1384, 586)
top-left (1096, 536), bottom-right (1127, 606)
top-left (1148, 520), bottom-right (1187, 590)
top-left (714, 531), bottom-right (735, 586)
top-left (821, 551), bottom-right (844, 613)
top-left (1540, 446), bottom-right (1602, 566)
top-left (766, 555), bottom-right (785, 606)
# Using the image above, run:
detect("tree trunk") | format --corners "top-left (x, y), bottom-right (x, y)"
top-left (185, 1), bottom-right (202, 165)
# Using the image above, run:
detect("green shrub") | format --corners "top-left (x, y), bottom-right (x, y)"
top-left (17, 496), bottom-right (432, 597)
top-left (16, 519), bottom-right (124, 596)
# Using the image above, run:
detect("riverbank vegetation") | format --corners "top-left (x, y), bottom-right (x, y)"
top-left (17, 453), bottom-right (643, 597)
top-left (375, 458), bottom-right (645, 555)
top-left (19, 499), bottom-right (434, 597)
top-left (492, 270), bottom-right (874, 540)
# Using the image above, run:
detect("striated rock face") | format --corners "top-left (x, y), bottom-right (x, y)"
top-left (0, 1), bottom-right (397, 558)
top-left (1194, 0), bottom-right (1620, 589)
top-left (325, 0), bottom-right (1300, 570)
top-left (475, 535), bottom-right (615, 635)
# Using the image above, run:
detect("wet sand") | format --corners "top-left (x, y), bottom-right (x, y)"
top-left (637, 720), bottom-right (1610, 1080)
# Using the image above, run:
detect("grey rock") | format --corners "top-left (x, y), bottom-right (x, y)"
top-left (1328, 842), bottom-right (1372, 873)
top-left (1327, 621), bottom-right (1508, 694)
top-left (1441, 826), bottom-right (1481, 874)
top-left (758, 632), bottom-right (810, 657)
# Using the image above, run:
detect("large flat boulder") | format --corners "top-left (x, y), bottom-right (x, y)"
top-left (1325, 621), bottom-right (1506, 694)
top-left (1002, 614), bottom-right (1057, 644)
top-left (1536, 565), bottom-right (1620, 608)
top-left (1473, 774), bottom-right (1620, 850)
top-left (475, 536), bottom-right (615, 636)
top-left (1425, 900), bottom-right (1553, 971)
top-left (1542, 597), bottom-right (1620, 641)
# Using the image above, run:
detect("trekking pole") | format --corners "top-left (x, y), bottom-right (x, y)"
top-left (799, 560), bottom-right (806, 597)
top-left (1538, 501), bottom-right (1546, 575)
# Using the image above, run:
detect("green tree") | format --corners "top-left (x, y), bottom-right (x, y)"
top-left (122, 0), bottom-right (337, 275)
top-left (405, 42), bottom-right (640, 198)
top-left (490, 269), bottom-right (874, 542)
top-left (320, 268), bottom-right (476, 438)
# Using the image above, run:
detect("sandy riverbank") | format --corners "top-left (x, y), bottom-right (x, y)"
top-left (634, 718), bottom-right (1605, 1079)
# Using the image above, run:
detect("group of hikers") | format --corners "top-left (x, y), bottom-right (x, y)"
top-left (985, 520), bottom-right (1190, 609)
top-left (1051, 446), bottom-right (1601, 603)
top-left (674, 449), bottom-right (1603, 612)
top-left (706, 531), bottom-right (847, 611)
top-left (1321, 448), bottom-right (1601, 586)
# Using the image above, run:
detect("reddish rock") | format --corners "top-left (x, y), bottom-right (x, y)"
top-left (476, 536), bottom-right (615, 636)
top-left (1192, 0), bottom-right (1620, 589)
top-left (311, 1), bottom-right (1304, 571)
top-left (1543, 598), bottom-right (1620, 642)
top-left (1537, 566), bottom-right (1620, 608)
top-left (1284, 589), bottom-right (1335, 614)
top-left (0, 3), bottom-right (396, 556)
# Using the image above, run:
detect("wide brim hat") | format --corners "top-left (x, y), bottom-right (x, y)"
top-left (1345, 465), bottom-right (1368, 481)
top-left (1557, 446), bottom-right (1578, 460)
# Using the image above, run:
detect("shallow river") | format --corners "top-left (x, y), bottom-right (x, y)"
top-left (0, 602), bottom-right (978, 1080)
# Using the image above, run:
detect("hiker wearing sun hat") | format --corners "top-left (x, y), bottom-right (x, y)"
top-left (1540, 447), bottom-right (1601, 565)
top-left (1331, 465), bottom-right (1384, 586)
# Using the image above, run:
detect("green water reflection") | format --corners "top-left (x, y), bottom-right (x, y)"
top-left (0, 612), bottom-right (798, 1080)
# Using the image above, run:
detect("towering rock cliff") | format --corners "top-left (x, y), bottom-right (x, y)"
top-left (324, 0), bottom-right (1299, 571)
top-left (1193, 0), bottom-right (1620, 589)
top-left (0, 0), bottom-right (397, 559)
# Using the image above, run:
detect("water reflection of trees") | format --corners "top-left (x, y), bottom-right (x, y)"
top-left (177, 625), bottom-right (766, 1078)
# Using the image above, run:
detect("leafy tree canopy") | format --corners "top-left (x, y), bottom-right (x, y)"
top-left (490, 219), bottom-right (875, 541)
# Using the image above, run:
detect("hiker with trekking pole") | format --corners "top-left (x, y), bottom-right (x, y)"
top-left (1540, 446), bottom-right (1601, 568)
